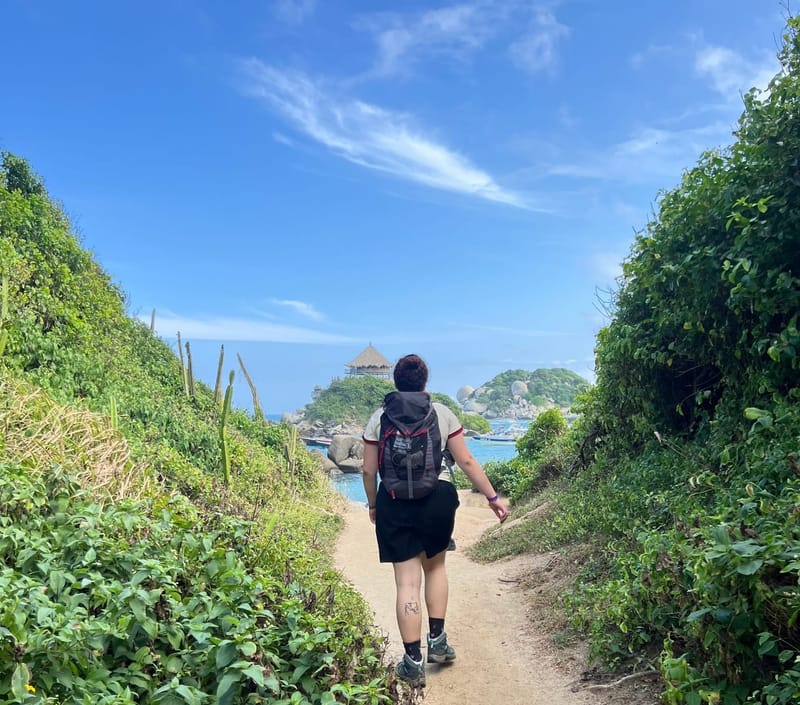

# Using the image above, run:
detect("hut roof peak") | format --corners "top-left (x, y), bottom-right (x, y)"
top-left (346, 344), bottom-right (392, 368)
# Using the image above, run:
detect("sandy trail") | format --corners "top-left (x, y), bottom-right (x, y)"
top-left (334, 490), bottom-right (600, 705)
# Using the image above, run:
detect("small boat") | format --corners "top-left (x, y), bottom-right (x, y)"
top-left (471, 423), bottom-right (525, 443)
top-left (303, 436), bottom-right (332, 447)
top-left (473, 424), bottom-right (525, 443)
top-left (471, 433), bottom-right (519, 443)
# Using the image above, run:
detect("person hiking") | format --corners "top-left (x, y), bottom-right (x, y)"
top-left (361, 353), bottom-right (509, 687)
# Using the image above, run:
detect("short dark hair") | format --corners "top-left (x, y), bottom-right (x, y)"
top-left (393, 354), bottom-right (428, 392)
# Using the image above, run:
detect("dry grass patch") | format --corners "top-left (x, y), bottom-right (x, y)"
top-left (0, 375), bottom-right (157, 502)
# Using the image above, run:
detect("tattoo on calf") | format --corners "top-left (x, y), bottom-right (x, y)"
top-left (404, 601), bottom-right (420, 615)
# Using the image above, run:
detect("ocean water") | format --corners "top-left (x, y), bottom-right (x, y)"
top-left (267, 413), bottom-right (524, 504)
top-left (327, 436), bottom-right (520, 504)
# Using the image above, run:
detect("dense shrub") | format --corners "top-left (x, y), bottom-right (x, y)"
top-left (556, 17), bottom-right (800, 704)
top-left (0, 465), bottom-right (387, 705)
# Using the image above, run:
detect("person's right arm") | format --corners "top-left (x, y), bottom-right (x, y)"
top-left (362, 442), bottom-right (379, 525)
top-left (362, 409), bottom-right (381, 524)
top-left (446, 432), bottom-right (509, 523)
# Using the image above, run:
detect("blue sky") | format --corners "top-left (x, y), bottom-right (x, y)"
top-left (1, 1), bottom-right (787, 414)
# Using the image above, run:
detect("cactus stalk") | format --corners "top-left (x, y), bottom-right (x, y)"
top-left (176, 332), bottom-right (189, 396)
top-left (214, 345), bottom-right (225, 406)
top-left (237, 353), bottom-right (263, 420)
top-left (185, 341), bottom-right (195, 397)
top-left (220, 370), bottom-right (235, 485)
top-left (110, 395), bottom-right (118, 431)
top-left (0, 271), bottom-right (8, 357)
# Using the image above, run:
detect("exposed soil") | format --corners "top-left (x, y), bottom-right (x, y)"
top-left (334, 490), bottom-right (663, 705)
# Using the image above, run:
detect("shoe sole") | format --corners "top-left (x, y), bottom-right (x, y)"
top-left (397, 675), bottom-right (426, 687)
top-left (427, 652), bottom-right (456, 664)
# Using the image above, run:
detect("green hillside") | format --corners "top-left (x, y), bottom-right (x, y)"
top-left (0, 154), bottom-right (391, 703)
top-left (473, 16), bottom-right (800, 705)
top-left (303, 376), bottom-right (491, 433)
top-left (471, 367), bottom-right (589, 415)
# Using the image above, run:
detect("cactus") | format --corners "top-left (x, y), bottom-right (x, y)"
top-left (220, 370), bottom-right (235, 486)
top-left (185, 341), bottom-right (195, 397)
top-left (176, 332), bottom-right (189, 396)
top-left (237, 353), bottom-right (263, 420)
top-left (109, 395), bottom-right (118, 431)
top-left (214, 345), bottom-right (225, 405)
top-left (0, 270), bottom-right (8, 357)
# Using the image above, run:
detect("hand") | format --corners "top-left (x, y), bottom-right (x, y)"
top-left (368, 506), bottom-right (377, 525)
top-left (489, 499), bottom-right (509, 523)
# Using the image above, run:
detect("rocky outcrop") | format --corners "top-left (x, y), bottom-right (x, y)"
top-left (327, 434), bottom-right (364, 473)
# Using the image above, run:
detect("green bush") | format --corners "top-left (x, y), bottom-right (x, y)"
top-left (0, 465), bottom-right (389, 705)
top-left (483, 458), bottom-right (530, 499)
top-left (554, 16), bottom-right (800, 704)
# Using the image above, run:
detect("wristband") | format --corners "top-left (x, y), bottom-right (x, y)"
top-left (487, 494), bottom-right (498, 504)
top-left (368, 504), bottom-right (376, 510)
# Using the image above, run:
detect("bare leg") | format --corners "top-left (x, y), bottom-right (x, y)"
top-left (393, 554), bottom-right (424, 642)
top-left (421, 550), bottom-right (448, 620)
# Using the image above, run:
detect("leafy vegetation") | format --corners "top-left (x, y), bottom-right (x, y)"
top-left (473, 17), bottom-right (800, 705)
top-left (470, 409), bottom-right (571, 503)
top-left (471, 368), bottom-right (589, 415)
top-left (304, 377), bottom-right (395, 425)
top-left (0, 152), bottom-right (394, 703)
top-left (304, 376), bottom-right (490, 432)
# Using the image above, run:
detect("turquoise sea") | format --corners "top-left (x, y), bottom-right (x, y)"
top-left (328, 437), bottom-right (519, 504)
top-left (267, 414), bottom-right (523, 504)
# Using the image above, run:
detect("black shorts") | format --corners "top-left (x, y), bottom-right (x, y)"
top-left (375, 480), bottom-right (460, 563)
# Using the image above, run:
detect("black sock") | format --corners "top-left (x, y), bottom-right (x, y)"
top-left (429, 618), bottom-right (445, 639)
top-left (403, 640), bottom-right (422, 661)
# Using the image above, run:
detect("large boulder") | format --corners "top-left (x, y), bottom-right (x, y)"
top-left (456, 385), bottom-right (474, 403)
top-left (511, 380), bottom-right (528, 397)
top-left (328, 434), bottom-right (364, 465)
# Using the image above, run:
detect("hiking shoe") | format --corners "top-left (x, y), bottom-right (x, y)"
top-left (395, 654), bottom-right (426, 687)
top-left (427, 631), bottom-right (456, 663)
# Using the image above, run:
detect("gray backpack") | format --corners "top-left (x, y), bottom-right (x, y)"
top-left (378, 391), bottom-right (443, 500)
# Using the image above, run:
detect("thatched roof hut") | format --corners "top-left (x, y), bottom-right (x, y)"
top-left (346, 344), bottom-right (392, 378)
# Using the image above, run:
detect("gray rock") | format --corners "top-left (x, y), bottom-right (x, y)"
top-left (463, 399), bottom-right (488, 414)
top-left (328, 434), bottom-right (363, 464)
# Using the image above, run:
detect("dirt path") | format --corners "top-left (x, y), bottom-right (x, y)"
top-left (334, 491), bottom-right (633, 705)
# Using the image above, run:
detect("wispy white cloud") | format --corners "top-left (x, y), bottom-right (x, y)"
top-left (548, 121), bottom-right (733, 184)
top-left (695, 44), bottom-right (779, 98)
top-left (355, 1), bottom-right (569, 78)
top-left (240, 60), bottom-right (529, 208)
top-left (508, 6), bottom-right (569, 74)
top-left (271, 298), bottom-right (325, 321)
top-left (566, 39), bottom-right (779, 190)
top-left (356, 3), bottom-right (496, 77)
top-left (144, 312), bottom-right (357, 344)
top-left (272, 0), bottom-right (316, 26)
